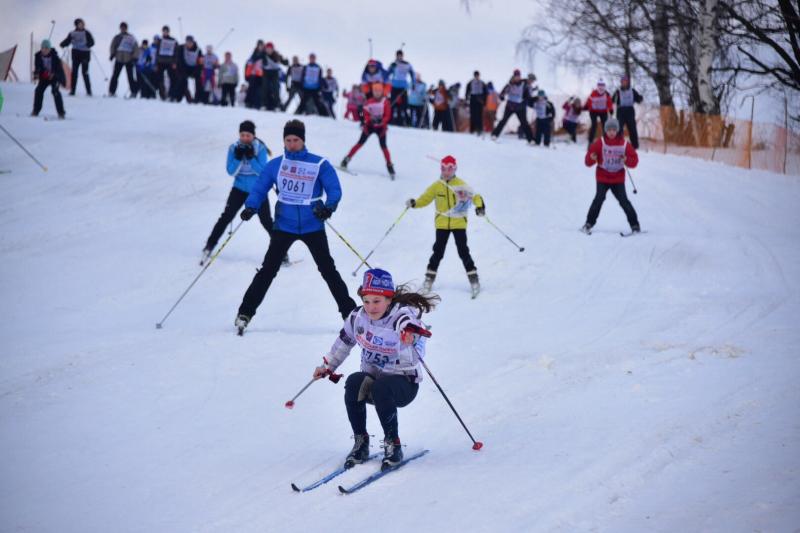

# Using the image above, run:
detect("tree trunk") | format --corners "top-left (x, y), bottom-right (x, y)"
top-left (652, 0), bottom-right (678, 140)
top-left (696, 0), bottom-right (721, 115)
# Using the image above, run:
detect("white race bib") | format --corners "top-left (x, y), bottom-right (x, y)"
top-left (507, 83), bottom-right (524, 104)
top-left (118, 34), bottom-right (136, 53)
top-left (600, 139), bottom-right (627, 172)
top-left (276, 158), bottom-right (321, 205)
top-left (440, 182), bottom-right (474, 218)
top-left (159, 40), bottom-right (176, 56)
top-left (619, 89), bottom-right (634, 107)
top-left (591, 94), bottom-right (608, 111)
top-left (71, 31), bottom-right (88, 50)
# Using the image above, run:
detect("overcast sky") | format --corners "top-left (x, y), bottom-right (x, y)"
top-left (2, 0), bottom-right (593, 97)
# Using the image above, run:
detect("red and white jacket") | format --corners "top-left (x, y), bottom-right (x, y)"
top-left (362, 96), bottom-right (391, 131)
top-left (584, 90), bottom-right (614, 114)
top-left (585, 135), bottom-right (638, 184)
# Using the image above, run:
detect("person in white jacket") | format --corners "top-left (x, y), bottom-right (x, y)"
top-left (313, 268), bottom-right (439, 470)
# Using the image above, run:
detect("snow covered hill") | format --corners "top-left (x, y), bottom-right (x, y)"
top-left (1, 82), bottom-right (798, 532)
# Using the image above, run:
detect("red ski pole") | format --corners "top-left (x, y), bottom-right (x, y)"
top-left (285, 367), bottom-right (342, 409)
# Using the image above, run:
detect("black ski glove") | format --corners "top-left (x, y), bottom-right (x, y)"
top-left (313, 204), bottom-right (333, 221)
top-left (475, 206), bottom-right (485, 217)
top-left (243, 144), bottom-right (255, 159)
top-left (405, 198), bottom-right (416, 208)
top-left (233, 144), bottom-right (246, 160)
top-left (240, 207), bottom-right (257, 221)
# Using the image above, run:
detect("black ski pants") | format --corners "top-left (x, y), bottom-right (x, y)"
top-left (427, 229), bottom-right (476, 273)
top-left (220, 83), bottom-right (236, 106)
top-left (262, 70), bottom-right (281, 110)
top-left (469, 96), bottom-right (484, 134)
top-left (295, 88), bottom-right (329, 117)
top-left (238, 229), bottom-right (356, 319)
top-left (617, 107), bottom-right (639, 149)
top-left (534, 118), bottom-right (551, 146)
top-left (586, 182), bottom-right (639, 227)
top-left (588, 111), bottom-right (608, 145)
top-left (109, 60), bottom-right (137, 96)
top-left (390, 87), bottom-right (409, 126)
top-left (564, 120), bottom-right (578, 142)
top-left (32, 79), bottom-right (65, 115)
top-left (70, 49), bottom-right (91, 95)
top-left (156, 63), bottom-right (176, 100)
top-left (282, 82), bottom-right (303, 111)
top-left (205, 187), bottom-right (273, 251)
top-left (491, 104), bottom-right (532, 141)
top-left (345, 372), bottom-right (419, 440)
top-left (432, 109), bottom-right (453, 132)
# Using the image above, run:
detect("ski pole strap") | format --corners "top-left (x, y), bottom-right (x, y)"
top-left (325, 220), bottom-right (371, 267)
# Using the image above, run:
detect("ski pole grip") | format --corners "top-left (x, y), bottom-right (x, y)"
top-left (327, 371), bottom-right (343, 384)
top-left (403, 323), bottom-right (432, 338)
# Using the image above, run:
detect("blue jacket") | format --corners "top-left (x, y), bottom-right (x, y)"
top-left (407, 81), bottom-right (427, 106)
top-left (245, 147), bottom-right (342, 234)
top-left (388, 60), bottom-right (415, 89)
top-left (302, 63), bottom-right (323, 90)
top-left (227, 139), bottom-right (269, 193)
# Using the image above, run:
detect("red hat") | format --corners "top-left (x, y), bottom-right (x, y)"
top-left (441, 155), bottom-right (457, 167)
top-left (266, 41), bottom-right (274, 48)
top-left (513, 69), bottom-right (521, 76)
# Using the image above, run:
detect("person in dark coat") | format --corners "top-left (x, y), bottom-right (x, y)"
top-left (31, 40), bottom-right (67, 118)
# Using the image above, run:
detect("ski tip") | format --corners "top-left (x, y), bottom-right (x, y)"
top-left (291, 483), bottom-right (301, 492)
top-left (284, 400), bottom-right (295, 409)
top-left (472, 441), bottom-right (484, 451)
top-left (338, 485), bottom-right (349, 495)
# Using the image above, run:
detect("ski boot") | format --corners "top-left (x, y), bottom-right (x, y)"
top-left (386, 162), bottom-right (396, 180)
top-left (467, 271), bottom-right (480, 299)
top-left (344, 434), bottom-right (370, 469)
top-left (281, 254), bottom-right (292, 268)
top-left (235, 314), bottom-right (250, 336)
top-left (200, 247), bottom-right (212, 266)
top-left (631, 223), bottom-right (641, 234)
top-left (381, 437), bottom-right (403, 471)
top-left (580, 223), bottom-right (593, 235)
top-left (340, 156), bottom-right (350, 169)
top-left (422, 270), bottom-right (436, 292)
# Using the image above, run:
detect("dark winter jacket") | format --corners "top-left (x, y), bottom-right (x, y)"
top-left (109, 32), bottom-right (138, 63)
top-left (263, 50), bottom-right (288, 71)
top-left (34, 50), bottom-right (66, 85)
top-left (612, 88), bottom-right (643, 109)
top-left (60, 30), bottom-right (95, 51)
top-left (178, 44), bottom-right (202, 70)
top-left (465, 79), bottom-right (486, 104)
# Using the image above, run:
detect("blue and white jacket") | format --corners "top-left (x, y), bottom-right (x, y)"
top-left (245, 147), bottom-right (342, 234)
top-left (227, 139), bottom-right (269, 193)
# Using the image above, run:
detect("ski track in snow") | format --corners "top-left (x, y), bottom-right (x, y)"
top-left (1, 82), bottom-right (799, 532)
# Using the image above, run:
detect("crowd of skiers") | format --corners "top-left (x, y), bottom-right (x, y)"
top-left (32, 18), bottom-right (644, 149)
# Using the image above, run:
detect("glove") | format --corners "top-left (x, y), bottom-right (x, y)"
top-left (240, 207), bottom-right (257, 221)
top-left (313, 204), bottom-right (333, 221)
top-left (399, 329), bottom-right (418, 345)
top-left (243, 144), bottom-right (255, 160)
top-left (233, 144), bottom-right (246, 160)
top-left (475, 206), bottom-right (485, 217)
top-left (405, 198), bottom-right (416, 208)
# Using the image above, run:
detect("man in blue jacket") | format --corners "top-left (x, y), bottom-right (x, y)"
top-left (201, 120), bottom-right (274, 265)
top-left (235, 120), bottom-right (356, 334)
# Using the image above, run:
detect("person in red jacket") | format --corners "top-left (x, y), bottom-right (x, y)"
top-left (581, 117), bottom-right (640, 234)
top-left (340, 82), bottom-right (395, 178)
top-left (583, 79), bottom-right (614, 145)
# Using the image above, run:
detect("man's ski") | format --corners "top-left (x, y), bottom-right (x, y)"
top-left (620, 230), bottom-right (647, 237)
top-left (291, 453), bottom-right (381, 493)
top-left (338, 449), bottom-right (430, 494)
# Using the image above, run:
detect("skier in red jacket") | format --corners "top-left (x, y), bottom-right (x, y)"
top-left (340, 82), bottom-right (395, 178)
top-left (583, 79), bottom-right (614, 145)
top-left (581, 117), bottom-right (640, 234)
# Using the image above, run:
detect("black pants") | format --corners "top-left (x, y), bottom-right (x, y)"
top-left (220, 83), bottom-right (236, 106)
top-left (175, 67), bottom-right (201, 103)
top-left (492, 105), bottom-right (532, 141)
top-left (345, 372), bottom-right (419, 440)
top-left (586, 182), bottom-right (639, 227)
top-left (390, 87), bottom-right (409, 126)
top-left (617, 107), bottom-right (639, 149)
top-left (469, 97), bottom-right (484, 134)
top-left (427, 229), bottom-right (476, 273)
top-left (32, 79), bottom-right (65, 115)
top-left (156, 63), bottom-right (176, 100)
top-left (283, 82), bottom-right (302, 111)
top-left (534, 118), bottom-right (551, 146)
top-left (564, 120), bottom-right (578, 142)
top-left (70, 49), bottom-right (91, 95)
top-left (432, 109), bottom-right (453, 132)
top-left (238, 229), bottom-right (356, 319)
top-left (262, 70), bottom-right (281, 110)
top-left (588, 111), bottom-right (608, 145)
top-left (109, 61), bottom-right (137, 96)
top-left (245, 76), bottom-right (262, 109)
top-left (136, 69), bottom-right (157, 98)
top-left (296, 89), bottom-right (329, 117)
top-left (205, 187), bottom-right (273, 251)
top-left (409, 105), bottom-right (426, 128)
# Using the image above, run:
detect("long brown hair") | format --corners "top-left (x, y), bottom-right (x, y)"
top-left (391, 283), bottom-right (440, 314)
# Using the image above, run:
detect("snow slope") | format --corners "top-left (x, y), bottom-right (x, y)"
top-left (1, 83), bottom-right (799, 533)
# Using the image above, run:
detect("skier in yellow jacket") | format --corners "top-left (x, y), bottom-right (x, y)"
top-left (406, 155), bottom-right (485, 297)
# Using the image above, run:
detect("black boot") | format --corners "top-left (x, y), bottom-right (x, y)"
top-left (340, 156), bottom-right (350, 169)
top-left (344, 434), bottom-right (370, 468)
top-left (422, 270), bottom-right (436, 292)
top-left (381, 437), bottom-right (403, 471)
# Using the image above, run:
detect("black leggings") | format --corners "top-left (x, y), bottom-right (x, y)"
top-left (70, 50), bottom-right (91, 95)
top-left (205, 187), bottom-right (272, 251)
top-left (238, 229), bottom-right (356, 319)
top-left (427, 229), bottom-right (476, 273)
top-left (345, 372), bottom-right (419, 440)
top-left (220, 83), bottom-right (236, 106)
top-left (586, 182), bottom-right (639, 227)
top-left (588, 111), bottom-right (608, 145)
top-left (491, 104), bottom-right (532, 141)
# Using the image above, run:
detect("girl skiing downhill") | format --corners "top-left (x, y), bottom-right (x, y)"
top-left (406, 155), bottom-right (485, 297)
top-left (340, 82), bottom-right (395, 178)
top-left (312, 269), bottom-right (440, 471)
top-left (581, 117), bottom-right (640, 235)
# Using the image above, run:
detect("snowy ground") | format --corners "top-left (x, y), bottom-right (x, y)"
top-left (1, 82), bottom-right (799, 532)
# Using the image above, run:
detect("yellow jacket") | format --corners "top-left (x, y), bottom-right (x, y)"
top-left (413, 176), bottom-right (484, 230)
